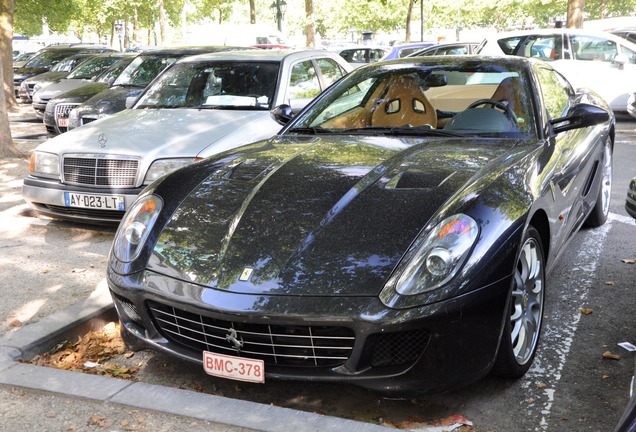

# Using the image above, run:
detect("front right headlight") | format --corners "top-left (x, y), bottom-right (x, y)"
top-left (29, 151), bottom-right (60, 178)
top-left (112, 195), bottom-right (163, 263)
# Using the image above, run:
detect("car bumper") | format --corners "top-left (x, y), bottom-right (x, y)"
top-left (22, 176), bottom-right (144, 225)
top-left (108, 266), bottom-right (511, 394)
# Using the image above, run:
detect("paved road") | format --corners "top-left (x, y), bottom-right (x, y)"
top-left (1, 107), bottom-right (635, 431)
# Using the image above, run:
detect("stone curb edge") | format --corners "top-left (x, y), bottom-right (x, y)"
top-left (0, 283), bottom-right (393, 432)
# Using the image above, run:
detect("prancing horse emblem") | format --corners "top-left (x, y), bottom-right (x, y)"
top-left (225, 328), bottom-right (243, 353)
top-left (97, 133), bottom-right (107, 148)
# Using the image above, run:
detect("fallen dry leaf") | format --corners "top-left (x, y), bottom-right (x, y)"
top-left (579, 308), bottom-right (593, 315)
top-left (605, 281), bottom-right (615, 286)
top-left (602, 351), bottom-right (621, 361)
top-left (536, 383), bottom-right (547, 389)
top-left (621, 258), bottom-right (636, 264)
top-left (7, 319), bottom-right (21, 328)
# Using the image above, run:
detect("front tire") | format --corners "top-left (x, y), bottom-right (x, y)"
top-left (492, 226), bottom-right (545, 378)
top-left (585, 137), bottom-right (612, 228)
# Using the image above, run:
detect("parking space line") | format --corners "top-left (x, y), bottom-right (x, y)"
top-left (523, 218), bottom-right (613, 431)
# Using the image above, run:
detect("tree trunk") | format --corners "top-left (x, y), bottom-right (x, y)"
top-left (250, 0), bottom-right (256, 24)
top-left (305, 0), bottom-right (315, 48)
top-left (0, 51), bottom-right (17, 158)
top-left (566, 0), bottom-right (585, 29)
top-left (157, 0), bottom-right (167, 45)
top-left (405, 0), bottom-right (414, 43)
top-left (0, 0), bottom-right (16, 111)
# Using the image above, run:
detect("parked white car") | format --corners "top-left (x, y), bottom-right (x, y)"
top-left (477, 28), bottom-right (636, 112)
top-left (22, 49), bottom-right (352, 224)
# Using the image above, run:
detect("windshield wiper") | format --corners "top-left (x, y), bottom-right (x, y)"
top-left (337, 126), bottom-right (464, 137)
top-left (286, 127), bottom-right (332, 135)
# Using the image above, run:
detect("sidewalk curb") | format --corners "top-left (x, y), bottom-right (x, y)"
top-left (0, 287), bottom-right (394, 432)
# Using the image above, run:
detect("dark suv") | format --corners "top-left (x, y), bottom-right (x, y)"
top-left (13, 44), bottom-right (115, 100)
top-left (66, 46), bottom-right (246, 130)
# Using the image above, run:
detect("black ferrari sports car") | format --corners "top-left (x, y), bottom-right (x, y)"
top-left (107, 56), bottom-right (614, 394)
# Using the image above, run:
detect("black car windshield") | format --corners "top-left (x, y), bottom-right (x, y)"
top-left (95, 57), bottom-right (136, 84)
top-left (289, 61), bottom-right (537, 139)
top-left (113, 55), bottom-right (179, 87)
top-left (23, 50), bottom-right (77, 69)
top-left (135, 61), bottom-right (279, 110)
top-left (66, 56), bottom-right (124, 80)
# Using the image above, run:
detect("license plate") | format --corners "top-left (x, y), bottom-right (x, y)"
top-left (64, 192), bottom-right (125, 211)
top-left (203, 351), bottom-right (265, 383)
top-left (57, 118), bottom-right (68, 127)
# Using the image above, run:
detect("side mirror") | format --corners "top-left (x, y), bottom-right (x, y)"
top-left (270, 104), bottom-right (294, 126)
top-left (613, 54), bottom-right (629, 70)
top-left (125, 96), bottom-right (137, 109)
top-left (549, 103), bottom-right (610, 135)
top-left (108, 77), bottom-right (116, 86)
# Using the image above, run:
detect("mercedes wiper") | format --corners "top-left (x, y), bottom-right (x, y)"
top-left (338, 126), bottom-right (464, 137)
top-left (286, 127), bottom-right (331, 135)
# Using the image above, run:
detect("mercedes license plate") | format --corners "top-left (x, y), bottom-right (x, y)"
top-left (64, 192), bottom-right (125, 211)
top-left (203, 351), bottom-right (265, 383)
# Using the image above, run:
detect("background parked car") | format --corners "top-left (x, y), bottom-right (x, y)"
top-left (12, 51), bottom-right (36, 70)
top-left (66, 46), bottom-right (245, 130)
top-left (42, 56), bottom-right (137, 135)
top-left (380, 41), bottom-right (437, 60)
top-left (32, 52), bottom-right (135, 119)
top-left (408, 41), bottom-right (480, 57)
top-left (330, 45), bottom-right (390, 68)
top-left (22, 49), bottom-right (352, 224)
top-left (13, 44), bottom-right (115, 99)
top-left (17, 53), bottom-right (102, 103)
top-left (477, 28), bottom-right (636, 113)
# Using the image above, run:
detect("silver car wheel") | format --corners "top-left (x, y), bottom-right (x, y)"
top-left (599, 141), bottom-right (613, 217)
top-left (510, 236), bottom-right (544, 366)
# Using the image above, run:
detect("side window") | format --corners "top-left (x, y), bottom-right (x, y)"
top-left (570, 35), bottom-right (618, 61)
top-left (619, 44), bottom-right (636, 64)
top-left (497, 36), bottom-right (524, 55)
top-left (517, 35), bottom-right (561, 60)
top-left (536, 67), bottom-right (570, 119)
top-left (288, 60), bottom-right (321, 110)
top-left (316, 58), bottom-right (346, 88)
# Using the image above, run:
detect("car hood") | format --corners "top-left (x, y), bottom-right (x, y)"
top-left (148, 136), bottom-right (530, 297)
top-left (77, 86), bottom-right (145, 116)
top-left (24, 71), bottom-right (68, 84)
top-left (37, 108), bottom-right (279, 160)
top-left (51, 83), bottom-right (109, 104)
top-left (36, 79), bottom-right (94, 100)
top-left (14, 66), bottom-right (49, 79)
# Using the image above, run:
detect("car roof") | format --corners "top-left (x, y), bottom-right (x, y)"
top-left (176, 49), bottom-right (343, 63)
top-left (136, 46), bottom-right (248, 56)
top-left (487, 28), bottom-right (636, 43)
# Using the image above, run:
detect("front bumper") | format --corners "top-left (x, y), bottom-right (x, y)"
top-left (22, 175), bottom-right (144, 225)
top-left (627, 93), bottom-right (636, 120)
top-left (108, 267), bottom-right (511, 394)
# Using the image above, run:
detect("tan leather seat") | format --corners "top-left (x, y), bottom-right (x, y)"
top-left (491, 77), bottom-right (525, 121)
top-left (371, 76), bottom-right (437, 128)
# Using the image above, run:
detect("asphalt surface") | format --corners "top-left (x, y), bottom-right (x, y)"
top-left (1, 104), bottom-right (634, 432)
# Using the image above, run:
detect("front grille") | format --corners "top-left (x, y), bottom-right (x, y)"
top-left (148, 301), bottom-right (355, 368)
top-left (55, 103), bottom-right (80, 120)
top-left (369, 329), bottom-right (430, 367)
top-left (63, 156), bottom-right (139, 187)
top-left (80, 117), bottom-right (98, 126)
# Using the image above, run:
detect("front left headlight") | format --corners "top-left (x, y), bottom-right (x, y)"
top-left (29, 151), bottom-right (60, 178)
top-left (390, 214), bottom-right (479, 297)
top-left (112, 195), bottom-right (163, 263)
top-left (144, 158), bottom-right (197, 185)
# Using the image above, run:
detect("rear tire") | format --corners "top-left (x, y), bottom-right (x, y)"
top-left (585, 137), bottom-right (612, 228)
top-left (492, 226), bottom-right (545, 378)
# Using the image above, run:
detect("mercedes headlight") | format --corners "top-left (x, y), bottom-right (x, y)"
top-left (112, 195), bottom-right (163, 263)
top-left (29, 151), bottom-right (60, 178)
top-left (144, 158), bottom-right (197, 184)
top-left (392, 214), bottom-right (479, 296)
